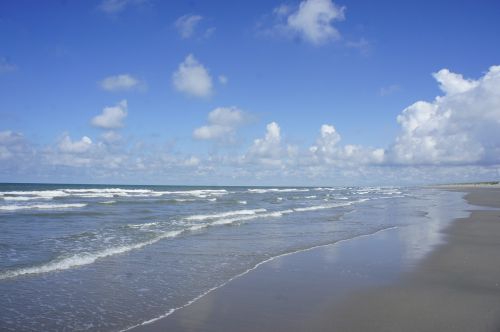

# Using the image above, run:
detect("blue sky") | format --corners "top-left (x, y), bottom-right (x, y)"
top-left (1, 0), bottom-right (500, 185)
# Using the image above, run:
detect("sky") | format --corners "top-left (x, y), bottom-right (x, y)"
top-left (1, 0), bottom-right (500, 186)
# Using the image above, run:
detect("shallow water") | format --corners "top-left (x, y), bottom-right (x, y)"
top-left (0, 184), bottom-right (468, 331)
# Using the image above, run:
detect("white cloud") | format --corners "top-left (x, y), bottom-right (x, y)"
top-left (247, 122), bottom-right (288, 166)
top-left (4, 66), bottom-right (500, 185)
top-left (271, 0), bottom-right (345, 45)
top-left (274, 4), bottom-right (292, 16)
top-left (58, 135), bottom-right (93, 154)
top-left (184, 156), bottom-right (200, 167)
top-left (175, 14), bottom-right (203, 39)
top-left (172, 54), bottom-right (213, 98)
top-left (388, 65), bottom-right (500, 165)
top-left (98, 0), bottom-right (145, 14)
top-left (91, 100), bottom-right (128, 129)
top-left (0, 131), bottom-right (26, 160)
top-left (193, 107), bottom-right (248, 141)
top-left (432, 68), bottom-right (479, 95)
top-left (308, 124), bottom-right (384, 165)
top-left (100, 74), bottom-right (141, 91)
top-left (0, 57), bottom-right (17, 73)
top-left (101, 130), bottom-right (122, 143)
top-left (315, 124), bottom-right (341, 149)
top-left (0, 131), bottom-right (23, 145)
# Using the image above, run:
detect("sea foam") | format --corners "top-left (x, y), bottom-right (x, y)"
top-left (0, 203), bottom-right (87, 211)
top-left (0, 229), bottom-right (183, 280)
top-left (185, 209), bottom-right (267, 222)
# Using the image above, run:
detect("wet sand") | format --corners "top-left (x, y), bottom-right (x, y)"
top-left (131, 188), bottom-right (500, 332)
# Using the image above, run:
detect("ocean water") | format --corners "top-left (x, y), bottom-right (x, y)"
top-left (0, 184), bottom-right (468, 331)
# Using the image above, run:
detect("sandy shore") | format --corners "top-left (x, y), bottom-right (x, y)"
top-left (131, 188), bottom-right (500, 332)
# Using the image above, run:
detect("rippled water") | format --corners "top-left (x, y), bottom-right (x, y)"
top-left (0, 184), bottom-right (467, 331)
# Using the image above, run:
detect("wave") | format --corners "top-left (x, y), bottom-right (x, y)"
top-left (188, 201), bottom-right (362, 227)
top-left (313, 187), bottom-right (340, 191)
top-left (0, 190), bottom-right (69, 200)
top-left (209, 209), bottom-right (294, 226)
top-left (0, 229), bottom-right (183, 280)
top-left (292, 200), bottom-right (361, 212)
top-left (99, 200), bottom-right (116, 204)
top-left (185, 209), bottom-right (267, 222)
top-left (162, 189), bottom-right (228, 198)
top-left (2, 196), bottom-right (53, 201)
top-left (0, 196), bottom-right (373, 279)
top-left (0, 188), bottom-right (230, 201)
top-left (127, 222), bottom-right (161, 229)
top-left (0, 203), bottom-right (87, 211)
top-left (247, 188), bottom-right (309, 194)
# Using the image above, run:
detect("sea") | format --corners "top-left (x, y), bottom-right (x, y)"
top-left (0, 183), bottom-right (469, 331)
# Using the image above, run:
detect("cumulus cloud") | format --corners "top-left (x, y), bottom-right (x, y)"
top-left (100, 74), bottom-right (141, 91)
top-left (308, 124), bottom-right (384, 165)
top-left (98, 0), bottom-right (145, 14)
top-left (388, 65), bottom-right (500, 165)
top-left (4, 66), bottom-right (500, 185)
top-left (58, 135), bottom-right (93, 154)
top-left (0, 131), bottom-right (27, 160)
top-left (269, 0), bottom-right (345, 45)
top-left (175, 14), bottom-right (203, 39)
top-left (193, 107), bottom-right (248, 141)
top-left (432, 69), bottom-right (479, 95)
top-left (246, 122), bottom-right (298, 167)
top-left (250, 122), bottom-right (282, 157)
top-left (91, 100), bottom-right (128, 129)
top-left (172, 54), bottom-right (213, 98)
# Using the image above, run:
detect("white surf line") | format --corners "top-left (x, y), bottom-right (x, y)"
top-left (185, 209), bottom-right (267, 222)
top-left (120, 226), bottom-right (400, 332)
top-left (0, 229), bottom-right (185, 280)
top-left (0, 203), bottom-right (87, 211)
top-left (247, 188), bottom-right (310, 194)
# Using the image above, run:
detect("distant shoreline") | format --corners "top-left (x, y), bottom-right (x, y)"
top-left (432, 181), bottom-right (500, 188)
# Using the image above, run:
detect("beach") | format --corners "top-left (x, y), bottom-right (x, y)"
top-left (0, 185), bottom-right (495, 331)
top-left (131, 187), bottom-right (500, 332)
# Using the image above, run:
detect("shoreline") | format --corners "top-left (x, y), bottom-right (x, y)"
top-left (128, 187), bottom-right (498, 331)
top-left (123, 225), bottom-right (400, 332)
top-left (316, 187), bottom-right (500, 331)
